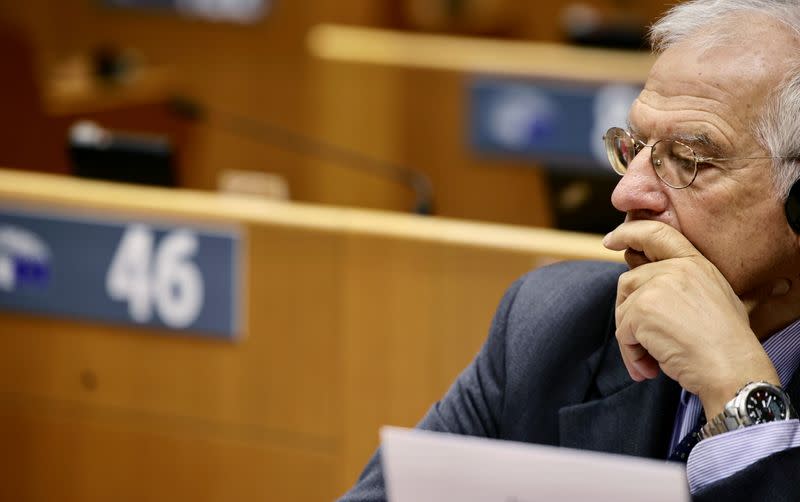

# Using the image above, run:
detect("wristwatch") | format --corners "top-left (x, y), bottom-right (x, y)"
top-left (700, 381), bottom-right (797, 440)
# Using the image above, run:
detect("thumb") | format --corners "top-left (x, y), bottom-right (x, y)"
top-left (740, 278), bottom-right (792, 314)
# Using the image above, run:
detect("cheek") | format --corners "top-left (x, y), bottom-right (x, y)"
top-left (670, 191), bottom-right (748, 270)
top-left (679, 179), bottom-right (758, 236)
top-left (667, 192), bottom-right (720, 243)
top-left (699, 206), bottom-right (793, 292)
top-left (670, 172), bottom-right (797, 290)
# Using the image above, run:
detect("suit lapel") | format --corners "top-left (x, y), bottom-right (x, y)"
top-left (558, 334), bottom-right (681, 460)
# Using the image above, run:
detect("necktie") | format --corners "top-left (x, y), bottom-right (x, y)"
top-left (668, 413), bottom-right (707, 463)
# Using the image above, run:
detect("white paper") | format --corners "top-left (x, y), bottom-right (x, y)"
top-left (381, 426), bottom-right (690, 502)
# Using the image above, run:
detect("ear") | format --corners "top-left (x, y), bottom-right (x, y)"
top-left (783, 179), bottom-right (800, 234)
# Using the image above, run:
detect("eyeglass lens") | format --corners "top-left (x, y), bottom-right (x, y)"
top-left (604, 128), bottom-right (697, 189)
top-left (652, 141), bottom-right (696, 188)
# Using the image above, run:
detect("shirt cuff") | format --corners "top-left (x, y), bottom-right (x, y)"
top-left (686, 419), bottom-right (800, 493)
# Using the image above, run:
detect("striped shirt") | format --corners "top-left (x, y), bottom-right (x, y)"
top-left (668, 318), bottom-right (800, 493)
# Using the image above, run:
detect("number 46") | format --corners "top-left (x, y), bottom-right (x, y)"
top-left (106, 224), bottom-right (204, 329)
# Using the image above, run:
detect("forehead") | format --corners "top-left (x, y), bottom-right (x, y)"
top-left (630, 14), bottom-right (797, 147)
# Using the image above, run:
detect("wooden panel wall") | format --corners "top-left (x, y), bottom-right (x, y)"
top-left (0, 169), bottom-right (621, 500)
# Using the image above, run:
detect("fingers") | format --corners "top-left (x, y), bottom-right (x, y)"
top-left (607, 220), bottom-right (790, 392)
top-left (631, 350), bottom-right (660, 380)
top-left (619, 340), bottom-right (659, 381)
top-left (615, 292), bottom-right (660, 381)
top-left (613, 242), bottom-right (699, 383)
top-left (603, 220), bottom-right (699, 263)
top-left (615, 260), bottom-right (673, 307)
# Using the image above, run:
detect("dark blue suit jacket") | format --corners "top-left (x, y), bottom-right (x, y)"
top-left (340, 261), bottom-right (800, 501)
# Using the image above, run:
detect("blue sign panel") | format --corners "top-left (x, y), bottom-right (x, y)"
top-left (0, 207), bottom-right (243, 340)
top-left (469, 77), bottom-right (643, 172)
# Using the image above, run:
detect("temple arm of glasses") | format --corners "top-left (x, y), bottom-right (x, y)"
top-left (700, 155), bottom-right (785, 163)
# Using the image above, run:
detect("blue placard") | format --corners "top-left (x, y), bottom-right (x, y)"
top-left (469, 77), bottom-right (643, 172)
top-left (0, 206), bottom-right (243, 340)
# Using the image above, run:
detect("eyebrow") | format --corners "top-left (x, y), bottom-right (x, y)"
top-left (674, 132), bottom-right (726, 158)
top-left (626, 121), bottom-right (726, 158)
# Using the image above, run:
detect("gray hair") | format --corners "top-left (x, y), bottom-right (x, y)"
top-left (649, 0), bottom-right (800, 198)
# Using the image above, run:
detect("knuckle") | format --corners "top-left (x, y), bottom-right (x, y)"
top-left (618, 271), bottom-right (634, 293)
top-left (615, 304), bottom-right (626, 323)
top-left (674, 259), bottom-right (692, 273)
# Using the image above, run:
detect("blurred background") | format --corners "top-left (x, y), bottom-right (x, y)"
top-left (0, 1), bottom-right (673, 501)
top-left (0, 0), bottom-right (669, 233)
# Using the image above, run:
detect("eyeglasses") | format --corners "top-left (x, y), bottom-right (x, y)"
top-left (602, 127), bottom-right (781, 189)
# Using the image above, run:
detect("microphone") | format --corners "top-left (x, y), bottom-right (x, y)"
top-left (167, 96), bottom-right (434, 215)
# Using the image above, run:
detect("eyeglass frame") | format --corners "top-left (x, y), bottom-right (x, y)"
top-left (603, 126), bottom-right (785, 189)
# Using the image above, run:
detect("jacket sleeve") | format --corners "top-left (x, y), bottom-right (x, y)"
top-left (692, 445), bottom-right (800, 501)
top-left (336, 276), bottom-right (524, 502)
top-left (686, 419), bottom-right (800, 494)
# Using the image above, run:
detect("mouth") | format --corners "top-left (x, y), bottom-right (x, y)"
top-left (624, 248), bottom-right (651, 269)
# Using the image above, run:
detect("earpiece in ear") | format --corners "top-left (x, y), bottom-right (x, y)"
top-left (784, 178), bottom-right (800, 234)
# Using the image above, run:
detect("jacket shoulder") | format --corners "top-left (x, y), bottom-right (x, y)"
top-left (508, 260), bottom-right (627, 332)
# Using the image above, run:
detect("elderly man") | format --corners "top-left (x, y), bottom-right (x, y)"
top-left (341, 0), bottom-right (800, 500)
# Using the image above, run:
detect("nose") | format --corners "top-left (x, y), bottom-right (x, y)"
top-left (610, 150), bottom-right (669, 216)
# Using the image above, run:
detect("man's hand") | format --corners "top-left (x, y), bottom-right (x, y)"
top-left (603, 220), bottom-right (781, 417)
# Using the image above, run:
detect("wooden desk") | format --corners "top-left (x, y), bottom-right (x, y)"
top-left (0, 169), bottom-right (621, 500)
top-left (308, 24), bottom-right (654, 82)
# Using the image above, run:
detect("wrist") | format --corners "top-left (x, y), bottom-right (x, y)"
top-left (699, 337), bottom-right (779, 417)
top-left (699, 381), bottom-right (796, 440)
top-left (700, 370), bottom-right (780, 418)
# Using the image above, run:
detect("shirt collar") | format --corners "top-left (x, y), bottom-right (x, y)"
top-left (761, 318), bottom-right (800, 388)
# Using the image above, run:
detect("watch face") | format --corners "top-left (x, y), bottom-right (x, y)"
top-left (746, 388), bottom-right (788, 424)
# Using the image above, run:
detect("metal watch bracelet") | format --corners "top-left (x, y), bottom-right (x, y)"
top-left (699, 381), bottom-right (795, 441)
